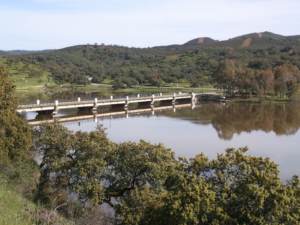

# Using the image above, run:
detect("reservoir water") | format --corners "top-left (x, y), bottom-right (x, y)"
top-left (26, 101), bottom-right (300, 179)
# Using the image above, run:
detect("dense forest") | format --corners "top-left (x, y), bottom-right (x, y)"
top-left (1, 65), bottom-right (300, 225)
top-left (1, 32), bottom-right (300, 97)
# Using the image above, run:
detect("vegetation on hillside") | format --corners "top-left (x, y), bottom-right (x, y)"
top-left (1, 32), bottom-right (300, 98)
top-left (0, 178), bottom-right (74, 225)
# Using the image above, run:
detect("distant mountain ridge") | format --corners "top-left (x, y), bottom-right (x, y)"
top-left (0, 50), bottom-right (40, 56)
top-left (184, 37), bottom-right (217, 46)
top-left (181, 32), bottom-right (300, 49)
top-left (1, 31), bottom-right (300, 53)
top-left (215, 32), bottom-right (300, 49)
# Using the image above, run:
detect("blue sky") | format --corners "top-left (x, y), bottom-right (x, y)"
top-left (1, 0), bottom-right (300, 50)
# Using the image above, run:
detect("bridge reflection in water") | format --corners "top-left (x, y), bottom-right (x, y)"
top-left (27, 103), bottom-right (196, 126)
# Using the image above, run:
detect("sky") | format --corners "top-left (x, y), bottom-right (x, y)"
top-left (0, 0), bottom-right (300, 50)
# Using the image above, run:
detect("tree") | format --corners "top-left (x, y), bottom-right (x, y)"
top-left (215, 59), bottom-right (239, 96)
top-left (274, 64), bottom-right (300, 97)
top-left (104, 141), bottom-right (178, 206)
top-left (0, 66), bottom-right (31, 165)
top-left (117, 149), bottom-right (300, 225)
top-left (188, 148), bottom-right (300, 225)
top-left (258, 68), bottom-right (274, 95)
top-left (35, 124), bottom-right (113, 215)
top-left (34, 125), bottom-right (179, 219)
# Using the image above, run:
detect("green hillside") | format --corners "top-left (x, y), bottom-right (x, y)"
top-left (0, 179), bottom-right (36, 225)
top-left (0, 58), bottom-right (55, 92)
top-left (0, 177), bottom-right (73, 225)
top-left (1, 31), bottom-right (300, 97)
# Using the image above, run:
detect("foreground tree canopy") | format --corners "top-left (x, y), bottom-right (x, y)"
top-left (34, 123), bottom-right (300, 225)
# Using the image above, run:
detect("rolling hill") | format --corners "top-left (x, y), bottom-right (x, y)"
top-left (1, 31), bottom-right (300, 90)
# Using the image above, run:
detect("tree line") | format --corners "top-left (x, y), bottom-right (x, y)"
top-left (215, 60), bottom-right (300, 97)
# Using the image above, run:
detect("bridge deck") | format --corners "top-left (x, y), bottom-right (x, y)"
top-left (17, 92), bottom-right (223, 113)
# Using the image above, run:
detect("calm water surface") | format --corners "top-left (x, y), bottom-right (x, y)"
top-left (53, 101), bottom-right (300, 180)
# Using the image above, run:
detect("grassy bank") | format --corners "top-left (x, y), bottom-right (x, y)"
top-left (14, 80), bottom-right (219, 104)
top-left (14, 81), bottom-right (217, 95)
top-left (228, 86), bottom-right (300, 103)
top-left (0, 180), bottom-right (36, 225)
top-left (0, 159), bottom-right (73, 225)
top-left (0, 175), bottom-right (73, 225)
top-left (229, 96), bottom-right (291, 103)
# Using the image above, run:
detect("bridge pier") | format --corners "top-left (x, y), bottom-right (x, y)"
top-left (191, 92), bottom-right (197, 104)
top-left (124, 96), bottom-right (129, 110)
top-left (172, 93), bottom-right (176, 105)
top-left (92, 98), bottom-right (98, 113)
top-left (52, 100), bottom-right (59, 116)
top-left (151, 94), bottom-right (155, 106)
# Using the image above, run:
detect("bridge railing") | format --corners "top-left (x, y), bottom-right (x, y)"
top-left (19, 93), bottom-right (177, 106)
top-left (17, 92), bottom-right (194, 109)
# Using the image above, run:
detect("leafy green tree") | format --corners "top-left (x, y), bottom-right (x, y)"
top-left (35, 124), bottom-right (113, 214)
top-left (117, 148), bottom-right (300, 225)
top-left (34, 124), bottom-right (74, 208)
top-left (157, 173), bottom-right (220, 225)
top-left (34, 125), bottom-right (179, 219)
top-left (274, 64), bottom-right (300, 97)
top-left (114, 187), bottom-right (166, 225)
top-left (104, 141), bottom-right (178, 206)
top-left (0, 66), bottom-right (31, 165)
top-left (189, 148), bottom-right (300, 225)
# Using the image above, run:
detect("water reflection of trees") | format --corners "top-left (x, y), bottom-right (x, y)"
top-left (163, 102), bottom-right (300, 140)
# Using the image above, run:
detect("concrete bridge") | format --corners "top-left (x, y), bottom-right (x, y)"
top-left (17, 92), bottom-right (225, 115)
